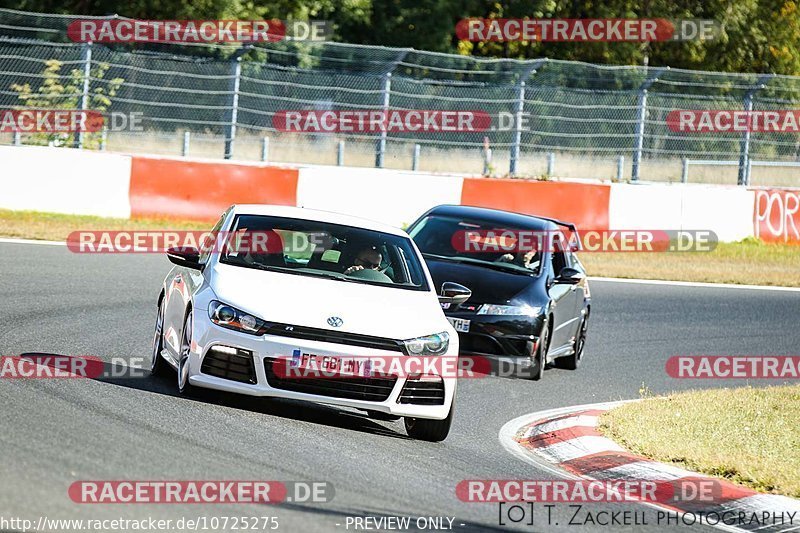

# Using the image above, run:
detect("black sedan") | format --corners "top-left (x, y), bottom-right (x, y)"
top-left (407, 205), bottom-right (591, 380)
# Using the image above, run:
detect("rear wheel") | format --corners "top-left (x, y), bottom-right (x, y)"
top-left (404, 406), bottom-right (453, 442)
top-left (177, 311), bottom-right (197, 396)
top-left (150, 297), bottom-right (168, 376)
top-left (556, 314), bottom-right (587, 370)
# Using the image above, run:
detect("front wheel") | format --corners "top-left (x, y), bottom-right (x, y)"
top-left (177, 311), bottom-right (197, 396)
top-left (404, 406), bottom-right (453, 442)
top-left (527, 320), bottom-right (549, 381)
top-left (150, 298), bottom-right (168, 376)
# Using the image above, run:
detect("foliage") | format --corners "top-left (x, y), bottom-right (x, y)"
top-left (2, 0), bottom-right (799, 74)
top-left (10, 59), bottom-right (124, 148)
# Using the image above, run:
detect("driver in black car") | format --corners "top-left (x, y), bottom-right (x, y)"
top-left (343, 246), bottom-right (382, 275)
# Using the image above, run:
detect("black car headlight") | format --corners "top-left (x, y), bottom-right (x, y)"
top-left (477, 304), bottom-right (542, 316)
top-left (208, 300), bottom-right (265, 335)
top-left (403, 331), bottom-right (449, 356)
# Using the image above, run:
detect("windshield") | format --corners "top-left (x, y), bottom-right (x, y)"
top-left (408, 214), bottom-right (543, 276)
top-left (218, 215), bottom-right (429, 291)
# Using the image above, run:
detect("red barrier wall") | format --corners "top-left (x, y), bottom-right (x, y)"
top-left (129, 157), bottom-right (298, 220)
top-left (753, 188), bottom-right (800, 244)
top-left (460, 178), bottom-right (611, 231)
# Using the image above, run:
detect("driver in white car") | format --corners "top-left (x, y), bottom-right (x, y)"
top-left (343, 246), bottom-right (382, 275)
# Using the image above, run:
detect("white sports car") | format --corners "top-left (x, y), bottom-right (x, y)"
top-left (151, 205), bottom-right (470, 441)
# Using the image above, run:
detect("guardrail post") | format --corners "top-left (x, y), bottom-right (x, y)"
top-left (100, 126), bottom-right (107, 151)
top-left (616, 156), bottom-right (624, 182)
top-left (73, 41), bottom-right (92, 149)
top-left (509, 80), bottom-right (526, 176)
top-left (337, 140), bottom-right (345, 166)
top-left (224, 52), bottom-right (245, 160)
top-left (13, 130), bottom-right (21, 146)
top-left (412, 144), bottom-right (420, 171)
top-left (375, 72), bottom-right (391, 168)
top-left (738, 75), bottom-right (773, 186)
top-left (182, 131), bottom-right (190, 156)
top-left (546, 152), bottom-right (555, 176)
top-left (681, 158), bottom-right (689, 183)
top-left (632, 67), bottom-right (667, 182)
top-left (483, 147), bottom-right (492, 175)
top-left (261, 137), bottom-right (269, 162)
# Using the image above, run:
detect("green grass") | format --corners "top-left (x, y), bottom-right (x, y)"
top-left (1, 208), bottom-right (799, 287)
top-left (599, 385), bottom-right (800, 497)
top-left (0, 209), bottom-right (208, 242)
top-left (580, 238), bottom-right (800, 287)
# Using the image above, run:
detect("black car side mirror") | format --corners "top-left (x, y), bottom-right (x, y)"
top-left (439, 282), bottom-right (472, 306)
top-left (554, 266), bottom-right (585, 285)
top-left (167, 246), bottom-right (203, 270)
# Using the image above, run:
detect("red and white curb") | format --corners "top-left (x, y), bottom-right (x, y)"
top-left (499, 401), bottom-right (800, 532)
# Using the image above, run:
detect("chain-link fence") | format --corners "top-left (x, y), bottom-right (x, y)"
top-left (2, 8), bottom-right (800, 186)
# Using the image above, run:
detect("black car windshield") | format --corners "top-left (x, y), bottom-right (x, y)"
top-left (218, 215), bottom-right (429, 291)
top-left (409, 215), bottom-right (544, 276)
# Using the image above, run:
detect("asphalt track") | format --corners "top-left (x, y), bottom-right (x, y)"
top-left (1, 240), bottom-right (798, 532)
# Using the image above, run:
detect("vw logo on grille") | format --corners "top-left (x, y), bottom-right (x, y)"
top-left (327, 316), bottom-right (343, 328)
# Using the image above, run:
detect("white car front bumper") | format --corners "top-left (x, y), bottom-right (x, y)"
top-left (187, 312), bottom-right (457, 420)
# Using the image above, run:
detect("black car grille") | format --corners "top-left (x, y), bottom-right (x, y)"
top-left (201, 346), bottom-right (257, 384)
top-left (264, 359), bottom-right (397, 402)
top-left (260, 323), bottom-right (404, 353)
top-left (398, 377), bottom-right (445, 405)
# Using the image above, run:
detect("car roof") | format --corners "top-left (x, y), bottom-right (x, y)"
top-left (422, 204), bottom-right (558, 231)
top-left (229, 204), bottom-right (409, 237)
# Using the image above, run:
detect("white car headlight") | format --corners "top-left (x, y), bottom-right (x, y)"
top-left (208, 300), bottom-right (265, 335)
top-left (477, 304), bottom-right (542, 316)
top-left (403, 331), bottom-right (449, 356)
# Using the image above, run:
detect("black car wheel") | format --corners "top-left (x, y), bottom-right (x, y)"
top-left (404, 405), bottom-right (453, 441)
top-left (150, 297), bottom-right (168, 376)
top-left (556, 314), bottom-right (587, 370)
top-left (528, 319), bottom-right (549, 381)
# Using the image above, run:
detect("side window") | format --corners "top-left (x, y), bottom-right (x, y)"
top-left (550, 235), bottom-right (568, 276)
top-left (199, 213), bottom-right (227, 265)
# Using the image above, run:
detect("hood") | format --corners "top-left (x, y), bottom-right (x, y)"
top-left (425, 259), bottom-right (537, 304)
top-left (209, 263), bottom-right (446, 340)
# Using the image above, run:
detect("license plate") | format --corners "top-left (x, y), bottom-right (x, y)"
top-left (448, 317), bottom-right (471, 333)
top-left (290, 350), bottom-right (372, 377)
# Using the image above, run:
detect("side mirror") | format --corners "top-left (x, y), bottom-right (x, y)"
top-left (554, 266), bottom-right (584, 285)
top-left (439, 282), bottom-right (472, 306)
top-left (167, 246), bottom-right (202, 270)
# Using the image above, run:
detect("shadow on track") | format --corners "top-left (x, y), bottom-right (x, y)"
top-left (18, 353), bottom-right (410, 440)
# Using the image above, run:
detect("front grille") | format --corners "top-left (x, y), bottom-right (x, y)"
top-left (399, 377), bottom-right (445, 405)
top-left (260, 323), bottom-right (404, 353)
top-left (201, 346), bottom-right (257, 384)
top-left (459, 333), bottom-right (505, 356)
top-left (264, 360), bottom-right (397, 402)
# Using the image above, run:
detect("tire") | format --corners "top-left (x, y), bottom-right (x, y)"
top-left (404, 406), bottom-right (454, 442)
top-left (556, 314), bottom-right (587, 370)
top-left (150, 297), bottom-right (169, 376)
top-left (177, 311), bottom-right (197, 396)
top-left (527, 319), bottom-right (549, 381)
